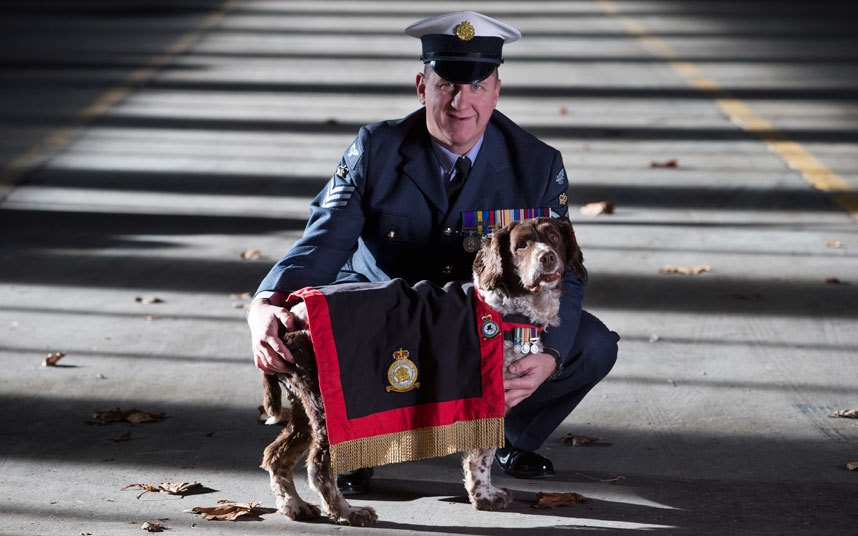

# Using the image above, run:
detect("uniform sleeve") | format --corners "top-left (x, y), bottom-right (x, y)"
top-left (254, 132), bottom-right (369, 295)
top-left (541, 150), bottom-right (586, 366)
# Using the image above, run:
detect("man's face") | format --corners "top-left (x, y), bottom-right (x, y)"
top-left (416, 66), bottom-right (501, 154)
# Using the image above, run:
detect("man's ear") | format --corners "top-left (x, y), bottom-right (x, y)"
top-left (416, 72), bottom-right (427, 105)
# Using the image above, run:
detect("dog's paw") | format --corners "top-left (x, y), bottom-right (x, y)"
top-left (279, 498), bottom-right (321, 521)
top-left (332, 506), bottom-right (378, 526)
top-left (470, 486), bottom-right (513, 511)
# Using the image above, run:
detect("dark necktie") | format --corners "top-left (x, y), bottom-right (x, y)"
top-left (446, 156), bottom-right (471, 205)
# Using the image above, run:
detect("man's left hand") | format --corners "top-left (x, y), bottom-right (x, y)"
top-left (503, 352), bottom-right (556, 408)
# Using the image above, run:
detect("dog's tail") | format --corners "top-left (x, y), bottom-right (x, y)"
top-left (262, 373), bottom-right (290, 425)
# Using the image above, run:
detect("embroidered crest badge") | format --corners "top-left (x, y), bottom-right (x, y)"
top-left (386, 347), bottom-right (420, 392)
top-left (480, 314), bottom-right (500, 339)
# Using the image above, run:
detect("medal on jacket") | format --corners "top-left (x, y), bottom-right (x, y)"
top-left (463, 233), bottom-right (480, 253)
top-left (461, 208), bottom-right (552, 252)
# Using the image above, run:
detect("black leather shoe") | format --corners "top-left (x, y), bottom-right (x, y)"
top-left (495, 446), bottom-right (555, 478)
top-left (336, 467), bottom-right (374, 495)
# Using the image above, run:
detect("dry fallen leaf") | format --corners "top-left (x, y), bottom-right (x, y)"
top-left (533, 491), bottom-right (588, 509)
top-left (847, 461), bottom-right (858, 471)
top-left (580, 201), bottom-right (615, 217)
top-left (561, 433), bottom-right (601, 447)
top-left (42, 352), bottom-right (66, 367)
top-left (135, 296), bottom-right (164, 304)
top-left (659, 265), bottom-right (711, 275)
top-left (830, 409), bottom-right (858, 419)
top-left (827, 241), bottom-right (842, 248)
top-left (650, 159), bottom-right (678, 168)
top-left (240, 249), bottom-right (261, 261)
top-left (123, 481), bottom-right (203, 500)
top-left (185, 502), bottom-right (270, 521)
top-left (140, 521), bottom-right (164, 532)
top-left (666, 379), bottom-right (677, 387)
top-left (88, 408), bottom-right (167, 426)
top-left (160, 482), bottom-right (203, 495)
top-left (824, 277), bottom-right (847, 285)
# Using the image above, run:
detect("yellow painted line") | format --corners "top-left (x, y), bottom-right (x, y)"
top-left (0, 0), bottom-right (241, 199)
top-left (599, 0), bottom-right (857, 219)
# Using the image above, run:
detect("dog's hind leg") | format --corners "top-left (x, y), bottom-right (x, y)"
top-left (463, 447), bottom-right (513, 511)
top-left (261, 393), bottom-right (321, 521)
top-left (306, 438), bottom-right (378, 526)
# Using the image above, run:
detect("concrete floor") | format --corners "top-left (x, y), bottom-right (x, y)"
top-left (1, 1), bottom-right (856, 535)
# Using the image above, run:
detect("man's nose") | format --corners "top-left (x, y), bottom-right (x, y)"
top-left (451, 86), bottom-right (469, 108)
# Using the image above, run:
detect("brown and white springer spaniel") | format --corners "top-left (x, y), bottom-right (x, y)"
top-left (260, 216), bottom-right (585, 526)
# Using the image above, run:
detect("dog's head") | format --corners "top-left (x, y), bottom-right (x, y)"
top-left (473, 217), bottom-right (585, 297)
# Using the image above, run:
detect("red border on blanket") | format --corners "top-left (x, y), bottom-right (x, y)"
top-left (280, 286), bottom-right (505, 447)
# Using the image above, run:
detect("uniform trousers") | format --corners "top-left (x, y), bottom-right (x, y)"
top-left (503, 310), bottom-right (619, 452)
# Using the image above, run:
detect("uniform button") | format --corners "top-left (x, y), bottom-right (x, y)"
top-left (442, 265), bottom-right (453, 275)
top-left (443, 227), bottom-right (453, 236)
top-left (386, 230), bottom-right (396, 239)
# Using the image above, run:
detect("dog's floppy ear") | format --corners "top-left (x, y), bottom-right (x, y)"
top-left (473, 224), bottom-right (511, 291)
top-left (558, 218), bottom-right (587, 281)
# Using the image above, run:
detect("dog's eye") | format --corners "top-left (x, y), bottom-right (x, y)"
top-left (515, 240), bottom-right (528, 250)
top-left (548, 233), bottom-right (559, 242)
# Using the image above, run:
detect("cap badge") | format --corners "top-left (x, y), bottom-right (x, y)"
top-left (455, 20), bottom-right (475, 41)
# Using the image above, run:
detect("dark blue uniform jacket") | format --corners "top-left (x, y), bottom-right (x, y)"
top-left (257, 107), bottom-right (586, 361)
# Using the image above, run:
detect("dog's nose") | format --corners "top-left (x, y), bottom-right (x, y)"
top-left (539, 251), bottom-right (557, 268)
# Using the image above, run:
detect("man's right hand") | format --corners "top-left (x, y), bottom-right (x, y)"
top-left (247, 298), bottom-right (297, 374)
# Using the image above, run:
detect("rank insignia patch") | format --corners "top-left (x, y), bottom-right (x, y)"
top-left (386, 347), bottom-right (420, 392)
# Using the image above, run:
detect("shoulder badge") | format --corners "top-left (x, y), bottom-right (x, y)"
top-left (559, 193), bottom-right (567, 206)
top-left (386, 348), bottom-right (420, 392)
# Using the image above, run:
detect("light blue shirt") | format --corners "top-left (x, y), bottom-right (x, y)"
top-left (430, 136), bottom-right (485, 184)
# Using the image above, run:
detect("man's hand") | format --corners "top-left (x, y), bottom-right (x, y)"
top-left (503, 352), bottom-right (556, 408)
top-left (247, 299), bottom-right (297, 374)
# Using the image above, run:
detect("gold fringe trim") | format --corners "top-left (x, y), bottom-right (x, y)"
top-left (330, 418), bottom-right (505, 475)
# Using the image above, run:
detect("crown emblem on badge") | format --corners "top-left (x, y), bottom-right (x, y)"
top-left (455, 20), bottom-right (475, 41)
top-left (386, 347), bottom-right (420, 392)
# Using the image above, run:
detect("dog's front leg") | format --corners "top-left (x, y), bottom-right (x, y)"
top-left (463, 447), bottom-right (513, 510)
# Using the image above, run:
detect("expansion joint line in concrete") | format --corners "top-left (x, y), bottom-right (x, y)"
top-left (0, 0), bottom-right (243, 202)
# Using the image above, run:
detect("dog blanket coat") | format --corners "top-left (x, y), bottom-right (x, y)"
top-left (280, 278), bottom-right (506, 474)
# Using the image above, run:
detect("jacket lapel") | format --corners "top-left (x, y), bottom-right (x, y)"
top-left (400, 119), bottom-right (447, 213)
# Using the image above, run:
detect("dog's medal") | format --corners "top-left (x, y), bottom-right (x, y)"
top-left (463, 233), bottom-right (480, 253)
top-left (386, 347), bottom-right (420, 393)
top-left (530, 337), bottom-right (541, 354)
